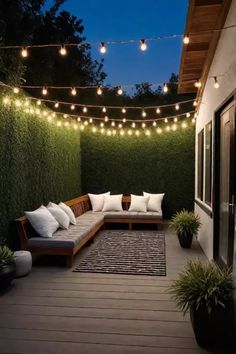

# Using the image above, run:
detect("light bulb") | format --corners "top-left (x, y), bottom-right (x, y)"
top-left (89, 118), bottom-right (93, 124)
top-left (92, 126), bottom-right (97, 133)
top-left (36, 100), bottom-right (41, 106)
top-left (172, 124), bottom-right (177, 131)
top-left (84, 120), bottom-right (88, 126)
top-left (122, 108), bottom-right (126, 114)
top-left (3, 96), bottom-right (10, 105)
top-left (120, 130), bottom-right (124, 136)
top-left (128, 129), bottom-right (133, 136)
top-left (164, 118), bottom-right (168, 123)
top-left (192, 118), bottom-right (196, 123)
top-left (166, 126), bottom-right (170, 132)
top-left (13, 87), bottom-right (19, 94)
top-left (111, 121), bottom-right (115, 127)
top-left (214, 77), bottom-right (219, 89)
top-left (174, 117), bottom-right (178, 123)
top-left (100, 122), bottom-right (104, 127)
top-left (74, 124), bottom-right (79, 130)
top-left (132, 122), bottom-right (136, 128)
top-left (97, 87), bottom-right (103, 95)
top-left (186, 112), bottom-right (190, 118)
top-left (100, 42), bottom-right (107, 54)
top-left (182, 122), bottom-right (187, 129)
top-left (77, 117), bottom-right (81, 122)
top-left (194, 80), bottom-right (201, 88)
top-left (80, 125), bottom-right (85, 131)
top-left (21, 47), bottom-right (28, 58)
top-left (54, 102), bottom-right (59, 108)
top-left (71, 87), bottom-right (77, 96)
top-left (157, 128), bottom-right (162, 134)
top-left (135, 130), bottom-right (140, 136)
top-left (24, 100), bottom-right (29, 107)
top-left (42, 87), bottom-right (48, 95)
top-left (142, 122), bottom-right (146, 128)
top-left (64, 121), bottom-right (69, 127)
top-left (152, 121), bottom-right (157, 126)
top-left (193, 100), bottom-right (197, 107)
top-left (175, 103), bottom-right (179, 110)
top-left (117, 86), bottom-right (123, 95)
top-left (107, 130), bottom-right (112, 136)
top-left (102, 107), bottom-right (107, 113)
top-left (83, 107), bottom-right (87, 113)
top-left (140, 39), bottom-right (147, 51)
top-left (118, 123), bottom-right (123, 128)
top-left (142, 110), bottom-right (146, 118)
top-left (63, 114), bottom-right (68, 119)
top-left (104, 116), bottom-right (109, 122)
top-left (70, 104), bottom-right (75, 110)
top-left (145, 130), bottom-right (151, 136)
top-left (122, 118), bottom-right (126, 123)
top-left (183, 35), bottom-right (190, 44)
top-left (163, 83), bottom-right (168, 93)
top-left (59, 45), bottom-right (67, 56)
top-left (57, 121), bottom-right (62, 127)
top-left (156, 107), bottom-right (161, 114)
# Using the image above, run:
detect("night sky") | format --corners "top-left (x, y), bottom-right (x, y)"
top-left (46, 0), bottom-right (189, 91)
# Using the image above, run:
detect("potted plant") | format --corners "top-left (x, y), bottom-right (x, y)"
top-left (170, 210), bottom-right (201, 248)
top-left (0, 245), bottom-right (16, 291)
top-left (169, 260), bottom-right (233, 349)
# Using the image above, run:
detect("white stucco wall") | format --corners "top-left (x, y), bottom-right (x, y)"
top-left (195, 0), bottom-right (236, 260)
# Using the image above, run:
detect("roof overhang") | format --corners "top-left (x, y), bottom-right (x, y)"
top-left (178, 0), bottom-right (232, 95)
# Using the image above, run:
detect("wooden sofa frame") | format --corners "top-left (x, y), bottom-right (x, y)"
top-left (15, 194), bottom-right (163, 267)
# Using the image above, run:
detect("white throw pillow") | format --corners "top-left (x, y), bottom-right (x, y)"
top-left (128, 195), bottom-right (149, 212)
top-left (58, 202), bottom-right (76, 225)
top-left (102, 194), bottom-right (123, 212)
top-left (25, 205), bottom-right (59, 238)
top-left (47, 202), bottom-right (70, 229)
top-left (143, 192), bottom-right (165, 212)
top-left (88, 192), bottom-right (110, 212)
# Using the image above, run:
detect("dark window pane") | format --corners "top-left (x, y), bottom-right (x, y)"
top-left (205, 122), bottom-right (212, 205)
top-left (197, 130), bottom-right (204, 200)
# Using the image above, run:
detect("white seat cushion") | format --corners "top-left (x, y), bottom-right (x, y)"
top-left (88, 192), bottom-right (110, 212)
top-left (128, 195), bottom-right (149, 212)
top-left (25, 205), bottom-right (59, 238)
top-left (47, 202), bottom-right (70, 229)
top-left (143, 192), bottom-right (164, 212)
top-left (102, 194), bottom-right (123, 212)
top-left (58, 202), bottom-right (76, 225)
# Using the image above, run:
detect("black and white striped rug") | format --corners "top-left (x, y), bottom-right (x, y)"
top-left (74, 230), bottom-right (166, 276)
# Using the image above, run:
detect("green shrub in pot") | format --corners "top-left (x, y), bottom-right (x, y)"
top-left (0, 245), bottom-right (16, 291)
top-left (170, 210), bottom-right (201, 248)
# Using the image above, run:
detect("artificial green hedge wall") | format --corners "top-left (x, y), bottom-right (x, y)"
top-left (0, 90), bottom-right (81, 245)
top-left (81, 126), bottom-right (195, 219)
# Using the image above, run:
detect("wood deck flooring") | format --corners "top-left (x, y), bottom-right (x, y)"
top-left (0, 228), bottom-right (211, 354)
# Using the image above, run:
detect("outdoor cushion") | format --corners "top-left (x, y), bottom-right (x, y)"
top-left (25, 205), bottom-right (59, 238)
top-left (47, 202), bottom-right (70, 229)
top-left (58, 202), bottom-right (76, 225)
top-left (95, 211), bottom-right (162, 220)
top-left (88, 192), bottom-right (110, 211)
top-left (128, 195), bottom-right (150, 212)
top-left (143, 192), bottom-right (164, 212)
top-left (102, 194), bottom-right (123, 211)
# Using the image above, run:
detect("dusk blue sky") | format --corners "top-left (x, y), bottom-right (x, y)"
top-left (47, 0), bottom-right (189, 91)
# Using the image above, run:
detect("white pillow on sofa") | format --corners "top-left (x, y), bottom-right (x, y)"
top-left (128, 195), bottom-right (149, 212)
top-left (102, 194), bottom-right (123, 212)
top-left (47, 202), bottom-right (70, 229)
top-left (58, 202), bottom-right (76, 225)
top-left (88, 192), bottom-right (110, 212)
top-left (25, 205), bottom-right (59, 238)
top-left (143, 192), bottom-right (164, 212)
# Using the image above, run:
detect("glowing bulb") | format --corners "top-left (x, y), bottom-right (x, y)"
top-left (186, 112), bottom-right (190, 118)
top-left (92, 126), bottom-right (97, 133)
top-left (145, 130), bottom-right (151, 136)
top-left (74, 124), bottom-right (78, 130)
top-left (214, 77), bottom-right (219, 89)
top-left (101, 128), bottom-right (105, 134)
top-left (100, 122), bottom-right (104, 127)
top-left (71, 87), bottom-right (77, 96)
top-left (37, 100), bottom-right (41, 106)
top-left (100, 42), bottom-right (107, 54)
top-left (152, 121), bottom-right (157, 127)
top-left (166, 126), bottom-right (170, 132)
top-left (163, 83), bottom-right (168, 93)
top-left (107, 130), bottom-right (112, 136)
top-left (140, 39), bottom-right (147, 51)
top-left (104, 116), bottom-right (109, 122)
top-left (84, 121), bottom-right (88, 126)
top-left (156, 107), bottom-right (161, 114)
top-left (142, 122), bottom-right (146, 128)
top-left (54, 102), bottom-right (59, 108)
top-left (42, 87), bottom-right (48, 95)
top-left (63, 114), bottom-right (68, 118)
top-left (194, 112), bottom-right (198, 118)
top-left (193, 100), bottom-right (197, 107)
top-left (135, 130), bottom-right (140, 136)
top-left (164, 118), bottom-right (168, 123)
top-left (132, 122), bottom-right (136, 128)
top-left (194, 80), bottom-right (201, 88)
top-left (111, 121), bottom-right (115, 127)
top-left (15, 100), bottom-right (21, 107)
top-left (122, 108), bottom-right (126, 114)
top-left (97, 87), bottom-right (103, 95)
top-left (192, 118), bottom-right (196, 124)
top-left (174, 117), bottom-right (178, 123)
top-left (117, 86), bottom-right (123, 95)
top-left (120, 130), bottom-right (125, 136)
top-left (70, 104), bottom-right (75, 110)
top-left (183, 34), bottom-right (190, 44)
top-left (24, 100), bottom-right (29, 107)
top-left (102, 107), bottom-right (107, 113)
top-left (112, 130), bottom-right (116, 135)
top-left (83, 107), bottom-right (88, 113)
top-left (128, 129), bottom-right (133, 136)
top-left (89, 118), bottom-right (93, 123)
top-left (47, 116), bottom-right (52, 123)
top-left (21, 47), bottom-right (28, 58)
top-left (59, 45), bottom-right (67, 56)
top-left (122, 118), bottom-right (126, 123)
top-left (3, 96), bottom-right (10, 105)
top-left (80, 125), bottom-right (85, 131)
top-left (77, 117), bottom-right (81, 122)
top-left (13, 87), bottom-right (19, 94)
top-left (43, 110), bottom-right (48, 116)
top-left (157, 128), bottom-right (162, 134)
top-left (172, 124), bottom-right (177, 131)
top-left (142, 110), bottom-right (147, 118)
top-left (57, 121), bottom-right (62, 127)
top-left (182, 122), bottom-right (187, 129)
top-left (175, 103), bottom-right (179, 110)
top-left (118, 123), bottom-right (123, 128)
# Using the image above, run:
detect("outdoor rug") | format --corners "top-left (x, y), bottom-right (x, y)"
top-left (74, 230), bottom-right (166, 276)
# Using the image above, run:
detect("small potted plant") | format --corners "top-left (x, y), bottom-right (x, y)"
top-left (0, 245), bottom-right (16, 291)
top-left (170, 210), bottom-right (201, 248)
top-left (169, 260), bottom-right (233, 349)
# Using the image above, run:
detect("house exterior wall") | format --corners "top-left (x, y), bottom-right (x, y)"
top-left (195, 0), bottom-right (236, 260)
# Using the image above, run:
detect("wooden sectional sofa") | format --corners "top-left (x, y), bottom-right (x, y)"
top-left (16, 195), bottom-right (163, 267)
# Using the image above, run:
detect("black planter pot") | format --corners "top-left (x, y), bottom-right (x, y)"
top-left (177, 232), bottom-right (193, 248)
top-left (0, 263), bottom-right (16, 292)
top-left (190, 305), bottom-right (234, 349)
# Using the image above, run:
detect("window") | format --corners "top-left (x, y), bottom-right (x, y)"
top-left (205, 122), bottom-right (212, 205)
top-left (197, 130), bottom-right (204, 200)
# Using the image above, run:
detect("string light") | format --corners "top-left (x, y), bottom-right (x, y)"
top-left (102, 107), bottom-right (107, 113)
top-left (54, 102), bottom-right (59, 108)
top-left (104, 116), bottom-right (109, 122)
top-left (83, 107), bottom-right (88, 113)
top-left (163, 83), bottom-right (168, 93)
top-left (142, 122), bottom-right (146, 128)
top-left (122, 118), bottom-right (126, 123)
top-left (135, 130), bottom-right (140, 137)
top-left (42, 87), bottom-right (48, 95)
top-left (57, 121), bottom-right (62, 127)
top-left (194, 80), bottom-right (201, 88)
top-left (132, 122), bottom-right (136, 128)
top-left (63, 114), bottom-right (68, 118)
top-left (21, 47), bottom-right (28, 58)
top-left (145, 129), bottom-right (151, 136)
top-left (186, 112), bottom-right (190, 118)
top-left (13, 87), bottom-right (19, 94)
top-left (122, 108), bottom-right (126, 114)
top-left (118, 123), bottom-right (123, 128)
top-left (92, 126), bottom-right (97, 133)
top-left (36, 99), bottom-right (41, 105)
top-left (164, 118), bottom-right (168, 123)
top-left (100, 122), bottom-right (104, 127)
top-left (157, 127), bottom-right (162, 134)
top-left (156, 107), bottom-right (161, 114)
top-left (142, 110), bottom-right (147, 118)
top-left (172, 124), bottom-right (177, 131)
top-left (99, 42), bottom-right (107, 54)
top-left (182, 122), bottom-right (187, 129)
top-left (128, 129), bottom-right (133, 136)
top-left (140, 39), bottom-right (147, 51)
top-left (152, 121), bottom-right (157, 127)
top-left (77, 117), bottom-right (81, 122)
top-left (71, 87), bottom-right (77, 96)
top-left (193, 100), bottom-right (197, 107)
top-left (97, 87), bottom-right (103, 95)
top-left (214, 76), bottom-right (219, 89)
top-left (111, 121), bottom-right (115, 127)
top-left (183, 34), bottom-right (190, 44)
top-left (174, 117), bottom-right (178, 122)
top-left (175, 103), bottom-right (179, 110)
top-left (59, 45), bottom-right (67, 56)
top-left (84, 120), bottom-right (88, 126)
top-left (192, 118), bottom-right (196, 124)
top-left (166, 126), bottom-right (170, 132)
top-left (89, 118), bottom-right (93, 123)
top-left (117, 86), bottom-right (123, 95)
top-left (70, 104), bottom-right (75, 110)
